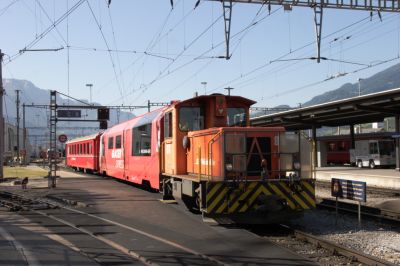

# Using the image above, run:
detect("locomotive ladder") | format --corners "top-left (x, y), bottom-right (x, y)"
top-left (49, 90), bottom-right (57, 188)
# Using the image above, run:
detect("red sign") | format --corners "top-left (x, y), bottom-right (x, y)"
top-left (58, 134), bottom-right (68, 143)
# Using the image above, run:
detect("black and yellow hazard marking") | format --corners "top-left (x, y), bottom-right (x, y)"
top-left (205, 179), bottom-right (315, 214)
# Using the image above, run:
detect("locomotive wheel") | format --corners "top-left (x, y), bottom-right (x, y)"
top-left (162, 179), bottom-right (173, 200)
top-left (182, 194), bottom-right (201, 214)
top-left (357, 160), bottom-right (363, 168)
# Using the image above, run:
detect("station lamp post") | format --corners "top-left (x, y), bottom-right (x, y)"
top-left (86, 83), bottom-right (93, 104)
top-left (358, 78), bottom-right (363, 96)
top-left (201, 82), bottom-right (207, 95)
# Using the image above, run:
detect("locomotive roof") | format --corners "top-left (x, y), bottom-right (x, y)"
top-left (66, 132), bottom-right (101, 144)
top-left (173, 94), bottom-right (256, 107)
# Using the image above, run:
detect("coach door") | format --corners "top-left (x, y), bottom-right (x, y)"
top-left (124, 128), bottom-right (131, 178)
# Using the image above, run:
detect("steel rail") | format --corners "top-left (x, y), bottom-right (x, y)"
top-left (0, 192), bottom-right (152, 265)
top-left (0, 191), bottom-right (227, 266)
top-left (317, 198), bottom-right (400, 223)
top-left (282, 225), bottom-right (397, 266)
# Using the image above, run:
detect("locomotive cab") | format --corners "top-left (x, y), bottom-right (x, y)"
top-left (162, 94), bottom-right (253, 176)
top-left (160, 94), bottom-right (315, 224)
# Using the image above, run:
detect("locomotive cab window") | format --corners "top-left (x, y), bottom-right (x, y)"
top-left (108, 137), bottom-right (114, 149)
top-left (132, 123), bottom-right (151, 156)
top-left (179, 107), bottom-right (204, 131)
top-left (227, 108), bottom-right (246, 127)
top-left (115, 135), bottom-right (122, 149)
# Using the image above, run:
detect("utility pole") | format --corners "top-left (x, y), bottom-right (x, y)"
top-left (22, 103), bottom-right (26, 165)
top-left (16, 89), bottom-right (20, 163)
top-left (224, 87), bottom-right (234, 96)
top-left (0, 50), bottom-right (4, 179)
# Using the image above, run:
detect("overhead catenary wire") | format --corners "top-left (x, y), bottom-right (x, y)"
top-left (153, 5), bottom-right (281, 102)
top-left (146, 11), bottom-right (398, 107)
top-left (34, 0), bottom-right (67, 45)
top-left (6, 0), bottom-right (86, 64)
top-left (117, 3), bottom-right (285, 105)
top-left (107, 3), bottom-right (227, 105)
top-left (106, 3), bottom-right (126, 103)
top-left (265, 55), bottom-right (400, 100)
top-left (68, 46), bottom-right (175, 60)
top-left (0, 0), bottom-right (20, 17)
top-left (95, 0), bottom-right (182, 97)
top-left (18, 0), bottom-right (66, 49)
top-left (209, 14), bottom-right (375, 94)
top-left (86, 1), bottom-right (124, 101)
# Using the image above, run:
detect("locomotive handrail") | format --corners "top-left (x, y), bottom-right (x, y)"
top-left (160, 141), bottom-right (165, 173)
top-left (207, 129), bottom-right (224, 180)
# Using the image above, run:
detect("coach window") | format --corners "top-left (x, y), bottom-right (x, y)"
top-left (132, 123), bottom-right (151, 156)
top-left (369, 142), bottom-right (378, 154)
top-left (108, 137), bottom-right (114, 149)
top-left (89, 143), bottom-right (92, 154)
top-left (179, 107), bottom-right (204, 132)
top-left (101, 137), bottom-right (105, 156)
top-left (164, 112), bottom-right (173, 138)
top-left (115, 135), bottom-right (122, 149)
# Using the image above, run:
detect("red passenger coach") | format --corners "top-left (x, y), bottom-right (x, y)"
top-left (99, 107), bottom-right (167, 189)
top-left (66, 133), bottom-right (102, 173)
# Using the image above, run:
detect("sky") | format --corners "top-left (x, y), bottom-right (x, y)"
top-left (1, 0), bottom-right (400, 115)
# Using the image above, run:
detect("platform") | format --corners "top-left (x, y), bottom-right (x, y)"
top-left (315, 167), bottom-right (400, 189)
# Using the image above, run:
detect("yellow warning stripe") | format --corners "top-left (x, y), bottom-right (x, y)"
top-left (207, 183), bottom-right (222, 201)
top-left (228, 182), bottom-right (257, 213)
top-left (280, 183), bottom-right (309, 209)
top-left (207, 187), bottom-right (228, 213)
top-left (206, 180), bottom-right (316, 214)
top-left (239, 186), bottom-right (270, 213)
top-left (216, 198), bottom-right (228, 213)
top-left (268, 183), bottom-right (296, 209)
top-left (300, 181), bottom-right (316, 207)
top-left (303, 181), bottom-right (316, 196)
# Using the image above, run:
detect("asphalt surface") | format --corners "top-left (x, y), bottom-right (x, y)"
top-left (0, 171), bottom-right (316, 265)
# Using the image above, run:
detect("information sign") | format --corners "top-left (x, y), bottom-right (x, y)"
top-left (58, 134), bottom-right (68, 143)
top-left (57, 110), bottom-right (81, 118)
top-left (331, 178), bottom-right (366, 202)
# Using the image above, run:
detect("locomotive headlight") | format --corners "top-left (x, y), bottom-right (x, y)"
top-left (226, 163), bottom-right (233, 171)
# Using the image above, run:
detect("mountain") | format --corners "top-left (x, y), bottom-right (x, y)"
top-left (303, 63), bottom-right (400, 106)
top-left (3, 79), bottom-right (135, 148)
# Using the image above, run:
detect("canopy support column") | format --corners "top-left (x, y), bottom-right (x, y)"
top-left (396, 116), bottom-right (400, 171)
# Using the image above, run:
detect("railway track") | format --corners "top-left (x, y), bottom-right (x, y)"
top-left (284, 225), bottom-right (396, 266)
top-left (0, 191), bottom-right (227, 266)
top-left (250, 224), bottom-right (396, 266)
top-left (317, 198), bottom-right (400, 223)
top-left (1, 190), bottom-right (397, 265)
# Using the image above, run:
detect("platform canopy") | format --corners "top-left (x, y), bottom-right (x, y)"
top-left (251, 88), bottom-right (400, 130)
